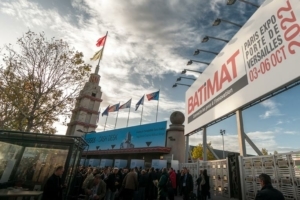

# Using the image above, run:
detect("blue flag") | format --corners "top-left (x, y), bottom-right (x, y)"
top-left (102, 105), bottom-right (109, 116)
top-left (146, 91), bottom-right (160, 101)
top-left (135, 95), bottom-right (144, 111)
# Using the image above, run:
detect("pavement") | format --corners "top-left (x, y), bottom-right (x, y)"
top-left (174, 195), bottom-right (238, 200)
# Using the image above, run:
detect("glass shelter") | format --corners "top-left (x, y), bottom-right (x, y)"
top-left (0, 130), bottom-right (88, 198)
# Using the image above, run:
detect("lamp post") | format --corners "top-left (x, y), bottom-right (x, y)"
top-left (187, 60), bottom-right (210, 66)
top-left (220, 129), bottom-right (226, 159)
top-left (194, 49), bottom-right (219, 56)
top-left (181, 69), bottom-right (202, 74)
top-left (227, 0), bottom-right (260, 7)
top-left (172, 83), bottom-right (191, 88)
top-left (202, 36), bottom-right (229, 43)
top-left (212, 18), bottom-right (242, 27)
top-left (177, 77), bottom-right (196, 82)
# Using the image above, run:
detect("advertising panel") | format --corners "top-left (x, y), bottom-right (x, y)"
top-left (114, 159), bottom-right (127, 168)
top-left (88, 159), bottom-right (100, 167)
top-left (186, 0), bottom-right (300, 134)
top-left (100, 159), bottom-right (113, 168)
top-left (151, 159), bottom-right (167, 169)
top-left (130, 159), bottom-right (145, 169)
top-left (85, 121), bottom-right (167, 150)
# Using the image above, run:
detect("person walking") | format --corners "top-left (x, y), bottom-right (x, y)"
top-left (42, 166), bottom-right (65, 200)
top-left (105, 168), bottom-right (120, 200)
top-left (157, 168), bottom-right (168, 200)
top-left (200, 169), bottom-right (210, 200)
top-left (85, 174), bottom-right (106, 200)
top-left (255, 173), bottom-right (284, 200)
top-left (196, 170), bottom-right (203, 200)
top-left (122, 168), bottom-right (138, 200)
top-left (180, 168), bottom-right (193, 200)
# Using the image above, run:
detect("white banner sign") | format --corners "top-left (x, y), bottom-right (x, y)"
top-left (186, 0), bottom-right (300, 134)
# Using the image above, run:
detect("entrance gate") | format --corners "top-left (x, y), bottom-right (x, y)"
top-left (179, 159), bottom-right (231, 199)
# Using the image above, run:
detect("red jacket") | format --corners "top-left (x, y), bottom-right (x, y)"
top-left (169, 170), bottom-right (176, 188)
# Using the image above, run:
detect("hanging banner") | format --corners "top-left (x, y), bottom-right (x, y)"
top-left (186, 0), bottom-right (300, 134)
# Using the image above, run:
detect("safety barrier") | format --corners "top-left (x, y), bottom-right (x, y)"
top-left (239, 151), bottom-right (300, 200)
top-left (179, 159), bottom-right (230, 198)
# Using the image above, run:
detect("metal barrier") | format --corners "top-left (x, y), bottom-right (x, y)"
top-left (179, 159), bottom-right (230, 198)
top-left (239, 151), bottom-right (300, 200)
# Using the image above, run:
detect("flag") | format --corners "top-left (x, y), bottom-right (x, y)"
top-left (102, 106), bottom-right (109, 116)
top-left (108, 103), bottom-right (120, 112)
top-left (119, 99), bottom-right (132, 109)
top-left (135, 95), bottom-right (144, 111)
top-left (90, 49), bottom-right (104, 61)
top-left (90, 34), bottom-right (107, 61)
top-left (96, 35), bottom-right (107, 47)
top-left (146, 91), bottom-right (160, 101)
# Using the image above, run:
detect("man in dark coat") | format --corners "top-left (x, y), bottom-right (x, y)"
top-left (255, 173), bottom-right (284, 200)
top-left (180, 168), bottom-right (193, 200)
top-left (157, 168), bottom-right (168, 200)
top-left (42, 166), bottom-right (65, 200)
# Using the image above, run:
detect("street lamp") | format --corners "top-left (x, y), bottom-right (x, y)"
top-left (213, 18), bottom-right (242, 27)
top-left (227, 0), bottom-right (260, 7)
top-left (172, 83), bottom-right (191, 88)
top-left (177, 77), bottom-right (196, 82)
top-left (202, 36), bottom-right (229, 43)
top-left (181, 69), bottom-right (203, 74)
top-left (220, 129), bottom-right (226, 159)
top-left (194, 49), bottom-right (219, 56)
top-left (187, 60), bottom-right (210, 66)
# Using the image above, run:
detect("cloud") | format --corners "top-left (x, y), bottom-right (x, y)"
top-left (0, 0), bottom-right (265, 135)
top-left (189, 130), bottom-right (299, 155)
top-left (259, 99), bottom-right (283, 119)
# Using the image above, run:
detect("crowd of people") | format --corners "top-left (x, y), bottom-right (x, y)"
top-left (72, 166), bottom-right (211, 200)
top-left (42, 165), bottom-right (285, 200)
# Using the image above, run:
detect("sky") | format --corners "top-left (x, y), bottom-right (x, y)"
top-left (0, 0), bottom-right (299, 155)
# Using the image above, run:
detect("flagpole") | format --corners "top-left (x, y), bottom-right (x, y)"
top-left (140, 104), bottom-right (144, 125)
top-left (114, 102), bottom-right (120, 129)
top-left (104, 115), bottom-right (108, 131)
top-left (126, 102), bottom-right (131, 127)
top-left (156, 90), bottom-right (160, 122)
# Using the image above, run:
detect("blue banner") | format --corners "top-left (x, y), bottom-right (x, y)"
top-left (85, 121), bottom-right (167, 150)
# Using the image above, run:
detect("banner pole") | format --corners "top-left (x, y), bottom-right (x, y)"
top-left (104, 115), bottom-right (108, 131)
top-left (156, 90), bottom-right (160, 122)
top-left (114, 103), bottom-right (120, 129)
top-left (140, 105), bottom-right (144, 125)
top-left (127, 107), bottom-right (131, 127)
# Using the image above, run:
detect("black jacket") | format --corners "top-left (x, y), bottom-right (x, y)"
top-left (180, 173), bottom-right (193, 192)
top-left (42, 174), bottom-right (64, 200)
top-left (107, 173), bottom-right (119, 192)
top-left (255, 184), bottom-right (284, 200)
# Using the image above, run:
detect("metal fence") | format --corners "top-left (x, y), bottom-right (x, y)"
top-left (179, 159), bottom-right (230, 198)
top-left (239, 151), bottom-right (300, 200)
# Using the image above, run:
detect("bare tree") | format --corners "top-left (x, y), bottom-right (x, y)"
top-left (0, 31), bottom-right (92, 134)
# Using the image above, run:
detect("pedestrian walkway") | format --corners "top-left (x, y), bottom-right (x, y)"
top-left (174, 195), bottom-right (238, 200)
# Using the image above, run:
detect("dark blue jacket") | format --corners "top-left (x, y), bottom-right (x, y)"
top-left (255, 184), bottom-right (284, 200)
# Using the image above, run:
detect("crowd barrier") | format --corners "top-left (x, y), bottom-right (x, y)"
top-left (179, 151), bottom-right (300, 200)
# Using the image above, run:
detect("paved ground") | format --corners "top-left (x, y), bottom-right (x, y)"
top-left (174, 195), bottom-right (238, 200)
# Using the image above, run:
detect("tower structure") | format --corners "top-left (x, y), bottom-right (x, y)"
top-left (66, 65), bottom-right (102, 136)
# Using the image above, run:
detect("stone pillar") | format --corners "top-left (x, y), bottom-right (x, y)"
top-left (166, 111), bottom-right (185, 163)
